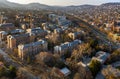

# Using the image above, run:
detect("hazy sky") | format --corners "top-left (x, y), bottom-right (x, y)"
top-left (7, 0), bottom-right (120, 6)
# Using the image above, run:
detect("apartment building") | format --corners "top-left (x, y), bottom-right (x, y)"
top-left (18, 40), bottom-right (48, 60)
top-left (7, 33), bottom-right (35, 49)
top-left (54, 39), bottom-right (81, 55)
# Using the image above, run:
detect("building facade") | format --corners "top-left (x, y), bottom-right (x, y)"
top-left (91, 51), bottom-right (110, 64)
top-left (18, 40), bottom-right (48, 60)
top-left (0, 23), bottom-right (15, 32)
top-left (0, 31), bottom-right (8, 41)
top-left (7, 33), bottom-right (35, 49)
top-left (27, 27), bottom-right (48, 38)
top-left (113, 20), bottom-right (120, 32)
top-left (0, 14), bottom-right (3, 24)
top-left (54, 39), bottom-right (81, 55)
top-left (68, 32), bottom-right (81, 40)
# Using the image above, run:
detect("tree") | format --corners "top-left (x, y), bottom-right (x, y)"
top-left (0, 77), bottom-right (9, 79)
top-left (60, 33), bottom-right (72, 43)
top-left (78, 43), bottom-right (94, 57)
top-left (71, 43), bottom-right (94, 63)
top-left (13, 48), bottom-right (18, 57)
top-left (14, 20), bottom-right (20, 28)
top-left (71, 49), bottom-right (83, 63)
top-left (16, 70), bottom-right (28, 79)
top-left (0, 65), bottom-right (17, 79)
top-left (77, 65), bottom-right (93, 79)
top-left (51, 33), bottom-right (60, 45)
top-left (106, 49), bottom-right (120, 64)
top-left (74, 71), bottom-right (93, 79)
top-left (36, 52), bottom-right (56, 67)
top-left (54, 60), bottom-right (66, 69)
top-left (73, 73), bottom-right (81, 79)
top-left (8, 65), bottom-right (17, 79)
top-left (0, 67), bottom-right (6, 77)
top-left (53, 54), bottom-right (66, 68)
top-left (27, 56), bottom-right (31, 64)
top-left (88, 59), bottom-right (101, 77)
top-left (89, 38), bottom-right (98, 48)
top-left (62, 50), bottom-right (71, 59)
top-left (0, 54), bottom-right (4, 61)
top-left (95, 44), bottom-right (112, 53)
top-left (48, 39), bottom-right (55, 51)
top-left (102, 66), bottom-right (120, 79)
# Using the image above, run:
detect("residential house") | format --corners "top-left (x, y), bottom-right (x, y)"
top-left (113, 33), bottom-right (120, 42)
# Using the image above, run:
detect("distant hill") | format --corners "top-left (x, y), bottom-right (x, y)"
top-left (25, 3), bottom-right (51, 10)
top-left (67, 4), bottom-right (96, 8)
top-left (0, 0), bottom-right (119, 10)
top-left (0, 0), bottom-right (50, 9)
top-left (65, 4), bottom-right (96, 10)
top-left (101, 2), bottom-right (120, 6)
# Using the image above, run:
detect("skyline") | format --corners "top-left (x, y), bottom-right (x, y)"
top-left (7, 0), bottom-right (120, 6)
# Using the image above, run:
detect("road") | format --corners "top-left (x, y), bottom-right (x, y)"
top-left (0, 49), bottom-right (39, 79)
top-left (0, 49), bottom-right (20, 67)
top-left (67, 14), bottom-right (119, 49)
